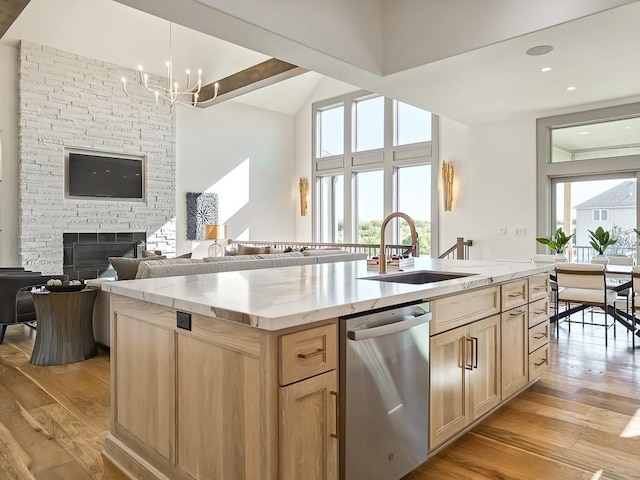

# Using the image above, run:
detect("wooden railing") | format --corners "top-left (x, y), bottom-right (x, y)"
top-left (438, 237), bottom-right (473, 260)
top-left (233, 240), bottom-right (418, 258)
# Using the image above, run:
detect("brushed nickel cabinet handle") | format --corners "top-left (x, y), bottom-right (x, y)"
top-left (533, 309), bottom-right (546, 314)
top-left (510, 310), bottom-right (525, 316)
top-left (534, 358), bottom-right (547, 366)
top-left (298, 348), bottom-right (325, 359)
top-left (464, 338), bottom-right (473, 370)
top-left (330, 390), bottom-right (339, 439)
top-left (533, 286), bottom-right (547, 291)
top-left (533, 333), bottom-right (547, 339)
top-left (508, 292), bottom-right (523, 297)
top-left (472, 336), bottom-right (479, 369)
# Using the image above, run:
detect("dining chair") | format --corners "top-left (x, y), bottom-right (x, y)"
top-left (632, 265), bottom-right (640, 349)
top-left (555, 262), bottom-right (618, 346)
top-left (606, 255), bottom-right (634, 314)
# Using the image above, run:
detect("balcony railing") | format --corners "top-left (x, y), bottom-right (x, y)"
top-left (571, 245), bottom-right (637, 263)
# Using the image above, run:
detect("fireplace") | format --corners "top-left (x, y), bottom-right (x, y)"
top-left (63, 232), bottom-right (147, 280)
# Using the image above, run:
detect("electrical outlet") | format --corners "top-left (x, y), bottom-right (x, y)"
top-left (499, 227), bottom-right (508, 235)
top-left (515, 227), bottom-right (527, 236)
top-left (177, 311), bottom-right (192, 331)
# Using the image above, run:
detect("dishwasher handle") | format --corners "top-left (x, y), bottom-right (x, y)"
top-left (347, 313), bottom-right (430, 341)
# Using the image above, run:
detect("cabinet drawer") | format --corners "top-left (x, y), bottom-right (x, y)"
top-left (528, 320), bottom-right (550, 353)
top-left (528, 297), bottom-right (549, 328)
top-left (528, 274), bottom-right (550, 302)
top-left (529, 344), bottom-right (549, 381)
top-left (501, 279), bottom-right (527, 311)
top-left (280, 324), bottom-right (337, 386)
top-left (431, 286), bottom-right (500, 335)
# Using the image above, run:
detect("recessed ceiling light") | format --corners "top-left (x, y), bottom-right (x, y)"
top-left (578, 131), bottom-right (590, 135)
top-left (526, 45), bottom-right (554, 56)
top-left (625, 126), bottom-right (632, 130)
top-left (566, 86), bottom-right (577, 91)
top-left (540, 67), bottom-right (552, 72)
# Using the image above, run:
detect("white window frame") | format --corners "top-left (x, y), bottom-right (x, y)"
top-left (592, 209), bottom-right (609, 222)
top-left (312, 91), bottom-right (439, 255)
top-left (536, 102), bottom-right (640, 260)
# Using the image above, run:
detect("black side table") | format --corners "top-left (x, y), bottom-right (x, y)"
top-left (30, 286), bottom-right (99, 366)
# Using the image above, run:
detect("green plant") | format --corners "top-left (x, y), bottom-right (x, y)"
top-left (635, 228), bottom-right (640, 240)
top-left (536, 228), bottom-right (573, 254)
top-left (587, 226), bottom-right (617, 255)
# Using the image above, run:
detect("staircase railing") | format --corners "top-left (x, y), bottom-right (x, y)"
top-left (438, 237), bottom-right (473, 260)
top-left (233, 240), bottom-right (417, 258)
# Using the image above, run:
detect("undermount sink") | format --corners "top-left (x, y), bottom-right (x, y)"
top-left (362, 270), bottom-right (473, 285)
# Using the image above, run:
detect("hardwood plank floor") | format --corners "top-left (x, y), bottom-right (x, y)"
top-left (407, 318), bottom-right (640, 480)
top-left (0, 316), bottom-right (638, 480)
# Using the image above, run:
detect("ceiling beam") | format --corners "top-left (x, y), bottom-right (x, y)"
top-left (0, 0), bottom-right (30, 38)
top-left (197, 58), bottom-right (306, 107)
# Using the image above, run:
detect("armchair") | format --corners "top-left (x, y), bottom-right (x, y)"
top-left (0, 272), bottom-right (68, 344)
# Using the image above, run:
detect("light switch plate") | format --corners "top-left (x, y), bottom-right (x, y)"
top-left (515, 227), bottom-right (527, 236)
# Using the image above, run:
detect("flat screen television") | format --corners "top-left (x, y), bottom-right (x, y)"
top-left (67, 152), bottom-right (144, 200)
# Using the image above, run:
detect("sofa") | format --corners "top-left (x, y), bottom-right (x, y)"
top-left (89, 249), bottom-right (367, 347)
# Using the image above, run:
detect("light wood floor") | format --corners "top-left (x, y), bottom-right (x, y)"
top-left (0, 318), bottom-right (638, 480)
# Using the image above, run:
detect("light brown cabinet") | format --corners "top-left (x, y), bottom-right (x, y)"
top-left (527, 274), bottom-right (551, 381)
top-left (500, 306), bottom-right (528, 399)
top-left (429, 314), bottom-right (500, 449)
top-left (279, 324), bottom-right (338, 480)
top-left (280, 370), bottom-right (338, 480)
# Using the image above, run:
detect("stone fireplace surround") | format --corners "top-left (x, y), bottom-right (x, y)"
top-left (17, 41), bottom-right (177, 274)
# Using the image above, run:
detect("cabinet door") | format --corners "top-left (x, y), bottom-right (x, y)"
top-left (501, 308), bottom-right (528, 399)
top-left (280, 370), bottom-right (338, 480)
top-left (469, 315), bottom-right (501, 420)
top-left (429, 326), bottom-right (469, 450)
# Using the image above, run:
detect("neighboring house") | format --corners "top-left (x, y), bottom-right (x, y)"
top-left (574, 180), bottom-right (637, 248)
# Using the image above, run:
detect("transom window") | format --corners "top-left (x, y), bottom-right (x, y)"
top-left (313, 91), bottom-right (438, 255)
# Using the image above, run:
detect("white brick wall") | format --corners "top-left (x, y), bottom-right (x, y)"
top-left (18, 41), bottom-right (176, 274)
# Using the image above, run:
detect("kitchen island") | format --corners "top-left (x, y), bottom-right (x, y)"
top-left (102, 258), bottom-right (553, 480)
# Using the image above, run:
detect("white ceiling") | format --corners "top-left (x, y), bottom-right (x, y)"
top-left (3, 0), bottom-right (640, 123)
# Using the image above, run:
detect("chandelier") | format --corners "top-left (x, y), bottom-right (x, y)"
top-left (121, 23), bottom-right (219, 108)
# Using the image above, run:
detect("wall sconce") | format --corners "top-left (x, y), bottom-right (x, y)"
top-left (299, 177), bottom-right (309, 216)
top-left (442, 161), bottom-right (455, 211)
top-left (205, 224), bottom-right (227, 257)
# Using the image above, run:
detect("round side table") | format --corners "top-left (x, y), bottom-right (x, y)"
top-left (30, 286), bottom-right (99, 366)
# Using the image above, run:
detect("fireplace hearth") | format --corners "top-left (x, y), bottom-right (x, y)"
top-left (63, 232), bottom-right (147, 280)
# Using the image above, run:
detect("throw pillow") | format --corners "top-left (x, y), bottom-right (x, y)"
top-left (142, 250), bottom-right (162, 258)
top-left (174, 252), bottom-right (192, 259)
top-left (109, 256), bottom-right (166, 280)
top-left (237, 244), bottom-right (271, 255)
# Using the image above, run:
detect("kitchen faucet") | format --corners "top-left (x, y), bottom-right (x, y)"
top-left (379, 212), bottom-right (419, 274)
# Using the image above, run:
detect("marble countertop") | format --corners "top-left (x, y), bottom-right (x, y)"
top-left (102, 258), bottom-right (554, 330)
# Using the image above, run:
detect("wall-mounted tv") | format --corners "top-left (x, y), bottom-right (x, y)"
top-left (66, 151), bottom-right (145, 200)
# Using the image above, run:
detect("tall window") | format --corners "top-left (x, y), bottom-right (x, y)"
top-left (354, 96), bottom-right (384, 152)
top-left (318, 105), bottom-right (344, 157)
top-left (355, 170), bottom-right (384, 243)
top-left (318, 175), bottom-right (344, 242)
top-left (313, 91), bottom-right (438, 254)
top-left (397, 165), bottom-right (431, 255)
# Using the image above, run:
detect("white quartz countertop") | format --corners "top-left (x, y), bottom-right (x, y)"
top-left (103, 258), bottom-right (554, 330)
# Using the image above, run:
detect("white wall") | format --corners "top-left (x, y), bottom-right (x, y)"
top-left (440, 116), bottom-right (539, 261)
top-left (176, 101), bottom-right (296, 254)
top-left (0, 45), bottom-right (19, 266)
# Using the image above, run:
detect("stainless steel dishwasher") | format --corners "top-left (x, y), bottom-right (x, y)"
top-left (339, 300), bottom-right (430, 480)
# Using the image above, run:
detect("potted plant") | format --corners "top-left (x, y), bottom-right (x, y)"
top-left (588, 226), bottom-right (617, 265)
top-left (536, 228), bottom-right (574, 261)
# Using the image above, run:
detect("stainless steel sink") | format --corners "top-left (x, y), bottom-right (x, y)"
top-left (362, 270), bottom-right (473, 285)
